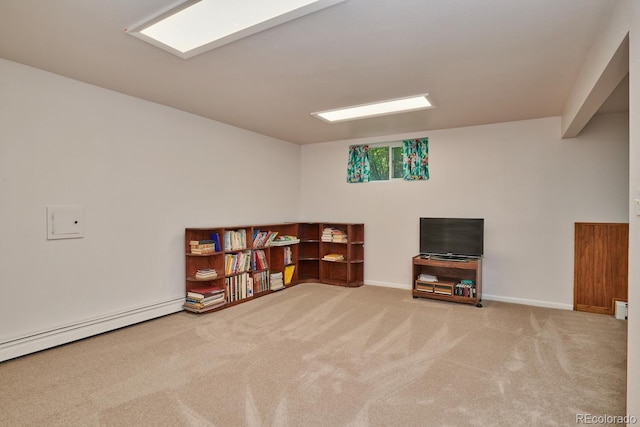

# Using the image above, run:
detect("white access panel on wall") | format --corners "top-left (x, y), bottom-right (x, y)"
top-left (47, 206), bottom-right (84, 240)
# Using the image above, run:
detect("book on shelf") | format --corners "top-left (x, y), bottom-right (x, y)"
top-left (224, 229), bottom-right (247, 251)
top-left (190, 242), bottom-right (215, 249)
top-left (252, 250), bottom-right (269, 270)
top-left (185, 293), bottom-right (226, 306)
top-left (187, 286), bottom-right (225, 300)
top-left (270, 271), bottom-right (284, 291)
top-left (252, 230), bottom-right (264, 247)
top-left (225, 250), bottom-right (251, 275)
top-left (284, 264), bottom-right (295, 285)
top-left (321, 227), bottom-right (347, 243)
top-left (283, 246), bottom-right (293, 264)
top-left (225, 272), bottom-right (253, 302)
top-left (183, 300), bottom-right (226, 313)
top-left (191, 249), bottom-right (215, 255)
top-left (194, 268), bottom-right (218, 280)
top-left (253, 270), bottom-right (270, 293)
top-left (418, 273), bottom-right (438, 282)
top-left (190, 239), bottom-right (217, 253)
top-left (270, 235), bottom-right (300, 246)
top-left (322, 253), bottom-right (344, 261)
top-left (264, 231), bottom-right (279, 247)
top-left (252, 230), bottom-right (278, 248)
top-left (209, 233), bottom-right (221, 252)
top-left (190, 241), bottom-right (215, 254)
top-left (454, 281), bottom-right (476, 297)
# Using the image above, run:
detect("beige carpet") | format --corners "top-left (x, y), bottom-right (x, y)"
top-left (0, 284), bottom-right (627, 426)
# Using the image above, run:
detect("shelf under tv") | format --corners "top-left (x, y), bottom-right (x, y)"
top-left (412, 255), bottom-right (482, 307)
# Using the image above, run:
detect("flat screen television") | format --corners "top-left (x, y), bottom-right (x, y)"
top-left (420, 217), bottom-right (484, 259)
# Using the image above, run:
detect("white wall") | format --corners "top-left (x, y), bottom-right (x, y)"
top-left (0, 59), bottom-right (300, 360)
top-left (626, 0), bottom-right (640, 418)
top-left (300, 114), bottom-right (629, 309)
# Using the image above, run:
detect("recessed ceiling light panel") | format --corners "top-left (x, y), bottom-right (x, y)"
top-left (127, 0), bottom-right (347, 59)
top-left (312, 94), bottom-right (436, 123)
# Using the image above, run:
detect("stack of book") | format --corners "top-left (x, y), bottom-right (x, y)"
top-left (321, 227), bottom-right (347, 243)
top-left (331, 229), bottom-right (347, 243)
top-left (418, 273), bottom-right (437, 282)
top-left (270, 235), bottom-right (300, 246)
top-left (270, 271), bottom-right (284, 291)
top-left (322, 253), bottom-right (344, 261)
top-left (195, 268), bottom-right (218, 280)
top-left (321, 228), bottom-right (334, 242)
top-left (183, 286), bottom-right (226, 313)
top-left (190, 240), bottom-right (216, 255)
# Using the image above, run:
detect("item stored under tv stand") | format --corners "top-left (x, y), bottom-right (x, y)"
top-left (412, 255), bottom-right (482, 307)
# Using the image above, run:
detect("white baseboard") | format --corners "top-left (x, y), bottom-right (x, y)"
top-left (481, 294), bottom-right (573, 310)
top-left (365, 282), bottom-right (573, 311)
top-left (0, 297), bottom-right (185, 363)
top-left (364, 281), bottom-right (411, 290)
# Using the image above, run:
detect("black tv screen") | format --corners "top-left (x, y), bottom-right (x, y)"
top-left (420, 218), bottom-right (484, 258)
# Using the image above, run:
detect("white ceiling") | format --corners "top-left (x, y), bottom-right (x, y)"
top-left (0, 0), bottom-right (627, 144)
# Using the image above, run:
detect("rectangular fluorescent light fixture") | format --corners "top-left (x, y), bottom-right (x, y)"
top-left (127, 0), bottom-right (347, 59)
top-left (312, 94), bottom-right (435, 123)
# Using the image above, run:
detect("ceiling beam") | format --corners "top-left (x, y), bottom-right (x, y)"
top-left (561, 1), bottom-right (630, 139)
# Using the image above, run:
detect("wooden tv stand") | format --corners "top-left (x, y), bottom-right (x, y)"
top-left (412, 255), bottom-right (482, 307)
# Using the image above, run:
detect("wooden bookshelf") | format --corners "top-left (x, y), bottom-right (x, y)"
top-left (298, 223), bottom-right (321, 283)
top-left (412, 255), bottom-right (482, 307)
top-left (319, 223), bottom-right (364, 287)
top-left (184, 222), bottom-right (364, 313)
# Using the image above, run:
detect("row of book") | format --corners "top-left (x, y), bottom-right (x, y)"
top-left (283, 246), bottom-right (293, 265)
top-left (183, 286), bottom-right (226, 313)
top-left (454, 280), bottom-right (476, 297)
top-left (254, 270), bottom-right (270, 293)
top-left (252, 230), bottom-right (279, 247)
top-left (226, 272), bottom-right (253, 302)
top-left (225, 250), bottom-right (251, 275)
top-left (224, 229), bottom-right (247, 251)
top-left (192, 230), bottom-right (300, 254)
top-left (253, 249), bottom-right (269, 270)
top-left (321, 227), bottom-right (347, 243)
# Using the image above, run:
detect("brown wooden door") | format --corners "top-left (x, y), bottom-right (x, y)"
top-left (574, 222), bottom-right (628, 314)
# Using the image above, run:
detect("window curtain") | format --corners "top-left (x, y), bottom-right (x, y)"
top-left (402, 138), bottom-right (429, 180)
top-left (346, 145), bottom-right (370, 183)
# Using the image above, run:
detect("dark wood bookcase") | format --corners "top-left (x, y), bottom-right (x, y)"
top-left (185, 222), bottom-right (364, 313)
top-left (412, 255), bottom-right (482, 307)
top-left (319, 223), bottom-right (364, 287)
